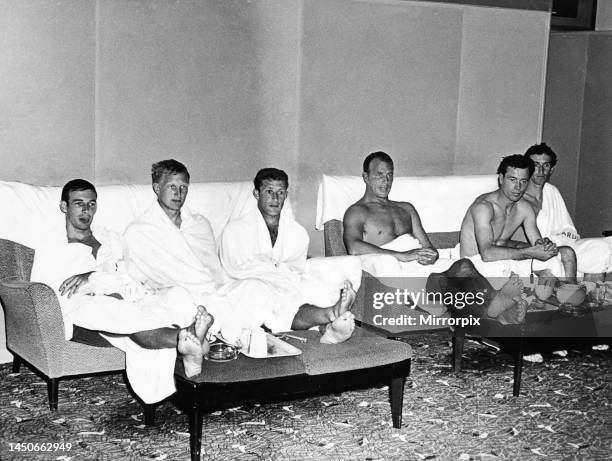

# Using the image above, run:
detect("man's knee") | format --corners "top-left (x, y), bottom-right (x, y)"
top-left (558, 246), bottom-right (576, 263)
top-left (448, 258), bottom-right (477, 277)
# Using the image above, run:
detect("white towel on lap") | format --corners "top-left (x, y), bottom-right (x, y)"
top-left (359, 234), bottom-right (457, 280)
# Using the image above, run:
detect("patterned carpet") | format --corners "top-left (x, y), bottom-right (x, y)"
top-left (1, 332), bottom-right (610, 461)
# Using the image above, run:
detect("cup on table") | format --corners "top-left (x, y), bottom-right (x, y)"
top-left (249, 328), bottom-right (268, 357)
top-left (239, 328), bottom-right (268, 357)
top-left (591, 283), bottom-right (607, 306)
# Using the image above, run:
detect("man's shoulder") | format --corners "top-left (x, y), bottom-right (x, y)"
top-left (515, 197), bottom-right (537, 216)
top-left (468, 193), bottom-right (495, 213)
top-left (343, 201), bottom-right (369, 220)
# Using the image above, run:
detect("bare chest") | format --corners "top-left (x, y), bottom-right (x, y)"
top-left (362, 206), bottom-right (412, 245)
top-left (490, 207), bottom-right (523, 242)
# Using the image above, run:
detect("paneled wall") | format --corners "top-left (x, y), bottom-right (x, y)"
top-left (542, 31), bottom-right (612, 236)
top-left (1, 0), bottom-right (551, 256)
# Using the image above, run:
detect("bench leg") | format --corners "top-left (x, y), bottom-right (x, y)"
top-left (453, 328), bottom-right (465, 372)
top-left (513, 340), bottom-right (524, 397)
top-left (47, 378), bottom-right (59, 411)
top-left (187, 397), bottom-right (203, 461)
top-left (12, 355), bottom-right (22, 373)
top-left (389, 375), bottom-right (405, 428)
top-left (143, 403), bottom-right (156, 426)
top-left (389, 359), bottom-right (411, 429)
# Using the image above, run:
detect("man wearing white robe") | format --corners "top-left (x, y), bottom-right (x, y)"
top-left (523, 143), bottom-right (612, 280)
top-left (220, 168), bottom-right (363, 327)
top-left (124, 160), bottom-right (359, 347)
top-left (30, 179), bottom-right (211, 404)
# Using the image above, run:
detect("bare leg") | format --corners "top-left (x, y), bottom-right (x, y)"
top-left (129, 306), bottom-right (210, 349)
top-left (129, 327), bottom-right (181, 349)
top-left (427, 260), bottom-right (526, 324)
top-left (558, 246), bottom-right (577, 283)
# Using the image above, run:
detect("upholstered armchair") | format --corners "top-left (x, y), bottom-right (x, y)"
top-left (0, 238), bottom-right (126, 410)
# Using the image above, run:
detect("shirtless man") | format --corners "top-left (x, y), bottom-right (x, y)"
top-left (523, 143), bottom-right (611, 281)
top-left (343, 151), bottom-right (439, 265)
top-left (460, 154), bottom-right (576, 282)
top-left (343, 151), bottom-right (527, 324)
top-left (32, 179), bottom-right (214, 389)
top-left (125, 160), bottom-right (356, 346)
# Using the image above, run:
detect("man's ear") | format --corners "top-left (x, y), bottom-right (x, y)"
top-left (362, 171), bottom-right (368, 183)
top-left (549, 166), bottom-right (555, 178)
top-left (152, 182), bottom-right (160, 195)
top-left (497, 173), bottom-right (503, 187)
top-left (60, 201), bottom-right (68, 214)
top-left (253, 188), bottom-right (260, 200)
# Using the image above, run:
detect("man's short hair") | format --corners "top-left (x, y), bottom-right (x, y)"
top-left (151, 159), bottom-right (190, 184)
top-left (497, 154), bottom-right (535, 176)
top-left (524, 142), bottom-right (558, 167)
top-left (363, 151), bottom-right (393, 173)
top-left (61, 179), bottom-right (97, 203)
top-left (253, 168), bottom-right (289, 190)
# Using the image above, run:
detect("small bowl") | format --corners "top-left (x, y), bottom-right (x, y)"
top-left (535, 284), bottom-right (554, 301)
top-left (556, 284), bottom-right (586, 306)
top-left (205, 343), bottom-right (238, 362)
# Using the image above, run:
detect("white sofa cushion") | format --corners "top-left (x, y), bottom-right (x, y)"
top-left (316, 174), bottom-right (498, 233)
top-left (0, 180), bottom-right (294, 250)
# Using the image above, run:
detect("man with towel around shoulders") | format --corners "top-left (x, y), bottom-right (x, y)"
top-left (522, 143), bottom-right (611, 282)
top-left (124, 160), bottom-right (360, 350)
top-left (343, 151), bottom-right (528, 324)
top-left (220, 168), bottom-right (363, 342)
top-left (459, 154), bottom-right (577, 285)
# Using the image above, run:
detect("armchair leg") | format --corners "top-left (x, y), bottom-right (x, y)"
top-left (143, 404), bottom-right (156, 426)
top-left (389, 375), bottom-right (405, 429)
top-left (12, 355), bottom-right (22, 373)
top-left (389, 359), bottom-right (411, 429)
top-left (47, 378), bottom-right (59, 411)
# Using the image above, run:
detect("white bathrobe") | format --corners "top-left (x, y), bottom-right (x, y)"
top-left (220, 209), bottom-right (362, 320)
top-left (124, 202), bottom-right (294, 340)
top-left (538, 183), bottom-right (611, 274)
top-left (30, 227), bottom-right (195, 404)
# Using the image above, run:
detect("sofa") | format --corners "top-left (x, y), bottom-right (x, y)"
top-left (0, 179), bottom-right (272, 365)
top-left (315, 173), bottom-right (498, 335)
top-left (0, 179), bottom-right (412, 430)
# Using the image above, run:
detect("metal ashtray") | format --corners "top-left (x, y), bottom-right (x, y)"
top-left (205, 342), bottom-right (238, 362)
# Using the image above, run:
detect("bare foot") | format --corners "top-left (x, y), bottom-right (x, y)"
top-left (193, 306), bottom-right (214, 342)
top-left (500, 272), bottom-right (523, 298)
top-left (179, 307), bottom-right (214, 377)
top-left (333, 281), bottom-right (357, 319)
top-left (498, 297), bottom-right (527, 325)
top-left (177, 330), bottom-right (207, 377)
top-left (487, 273), bottom-right (523, 319)
top-left (321, 311), bottom-right (355, 344)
